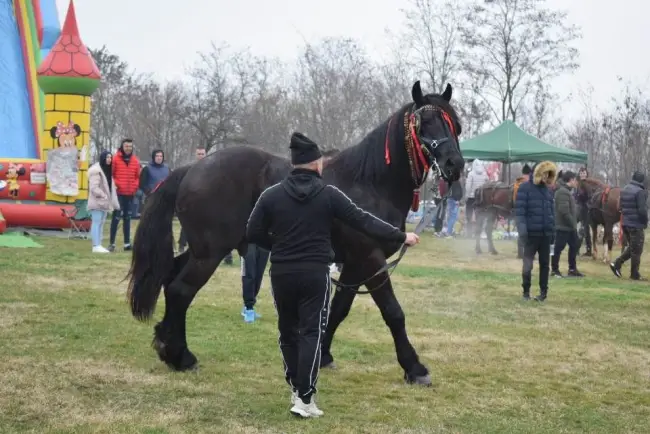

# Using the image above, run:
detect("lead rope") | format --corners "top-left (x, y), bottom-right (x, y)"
top-left (330, 183), bottom-right (451, 295)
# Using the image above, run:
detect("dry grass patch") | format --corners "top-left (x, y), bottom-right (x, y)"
top-left (0, 302), bottom-right (38, 328)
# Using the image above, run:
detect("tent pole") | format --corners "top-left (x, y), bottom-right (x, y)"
top-left (507, 163), bottom-right (512, 237)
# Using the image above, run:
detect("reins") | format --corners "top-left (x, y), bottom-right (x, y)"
top-left (329, 191), bottom-right (447, 295)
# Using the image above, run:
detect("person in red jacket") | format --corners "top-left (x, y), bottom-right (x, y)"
top-left (108, 138), bottom-right (141, 252)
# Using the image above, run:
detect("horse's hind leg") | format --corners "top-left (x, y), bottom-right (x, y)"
top-left (365, 251), bottom-right (430, 386)
top-left (320, 266), bottom-right (358, 369)
top-left (155, 251), bottom-right (222, 371)
top-left (486, 211), bottom-right (498, 255)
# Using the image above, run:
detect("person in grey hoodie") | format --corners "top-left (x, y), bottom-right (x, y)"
top-left (464, 159), bottom-right (490, 235)
top-left (139, 149), bottom-right (171, 196)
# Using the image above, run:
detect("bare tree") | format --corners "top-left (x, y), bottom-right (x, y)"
top-left (398, 0), bottom-right (467, 94)
top-left (238, 57), bottom-right (294, 152)
top-left (291, 37), bottom-right (379, 149)
top-left (462, 0), bottom-right (581, 123)
top-left (121, 79), bottom-right (195, 167)
top-left (89, 46), bottom-right (135, 159)
top-left (454, 72), bottom-right (494, 137)
top-left (183, 43), bottom-right (254, 152)
top-left (567, 82), bottom-right (650, 185)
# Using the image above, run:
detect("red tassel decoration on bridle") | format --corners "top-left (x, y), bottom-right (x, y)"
top-left (411, 189), bottom-right (420, 212)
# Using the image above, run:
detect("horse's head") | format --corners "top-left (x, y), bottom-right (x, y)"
top-left (410, 81), bottom-right (465, 182)
top-left (579, 177), bottom-right (607, 202)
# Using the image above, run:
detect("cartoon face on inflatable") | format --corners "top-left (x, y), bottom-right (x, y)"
top-left (50, 121), bottom-right (81, 148)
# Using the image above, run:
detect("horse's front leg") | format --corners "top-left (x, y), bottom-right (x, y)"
top-left (486, 211), bottom-right (498, 255)
top-left (320, 265), bottom-right (358, 369)
top-left (603, 224), bottom-right (614, 263)
top-left (591, 223), bottom-right (599, 260)
top-left (364, 250), bottom-right (431, 386)
top-left (475, 211), bottom-right (483, 255)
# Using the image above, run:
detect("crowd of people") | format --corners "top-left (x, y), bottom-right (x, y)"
top-left (86, 139), bottom-right (264, 322)
top-left (430, 159), bottom-right (647, 302)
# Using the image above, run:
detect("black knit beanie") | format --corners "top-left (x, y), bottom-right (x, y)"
top-left (290, 132), bottom-right (322, 165)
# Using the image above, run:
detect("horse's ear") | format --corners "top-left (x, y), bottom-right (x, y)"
top-left (411, 81), bottom-right (425, 107)
top-left (442, 83), bottom-right (453, 102)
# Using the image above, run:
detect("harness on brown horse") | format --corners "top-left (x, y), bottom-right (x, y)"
top-left (588, 186), bottom-right (617, 216)
top-left (475, 181), bottom-right (514, 214)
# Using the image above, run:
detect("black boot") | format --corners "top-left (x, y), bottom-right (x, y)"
top-left (534, 288), bottom-right (547, 302)
top-left (610, 261), bottom-right (622, 278)
top-left (522, 287), bottom-right (530, 301)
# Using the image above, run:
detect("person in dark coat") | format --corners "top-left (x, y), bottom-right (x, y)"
top-left (610, 171), bottom-right (648, 280)
top-left (139, 149), bottom-right (171, 196)
top-left (240, 243), bottom-right (270, 323)
top-left (515, 161), bottom-right (557, 301)
top-left (576, 167), bottom-right (592, 256)
top-left (516, 164), bottom-right (533, 258)
top-left (246, 132), bottom-right (420, 418)
top-left (551, 171), bottom-right (584, 278)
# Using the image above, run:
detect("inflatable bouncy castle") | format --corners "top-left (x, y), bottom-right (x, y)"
top-left (0, 0), bottom-right (100, 233)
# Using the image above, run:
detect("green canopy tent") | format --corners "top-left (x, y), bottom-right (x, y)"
top-left (460, 120), bottom-right (588, 164)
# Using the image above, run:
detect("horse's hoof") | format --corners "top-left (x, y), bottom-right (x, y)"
top-left (321, 361), bottom-right (337, 369)
top-left (405, 373), bottom-right (432, 386)
top-left (489, 250), bottom-right (498, 255)
top-left (475, 250), bottom-right (483, 255)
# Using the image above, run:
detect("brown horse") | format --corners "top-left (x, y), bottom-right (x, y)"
top-left (578, 177), bottom-right (624, 263)
top-left (473, 176), bottom-right (528, 254)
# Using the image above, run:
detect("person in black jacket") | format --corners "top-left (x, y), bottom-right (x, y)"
top-left (551, 171), bottom-right (584, 278)
top-left (576, 167), bottom-right (592, 256)
top-left (610, 171), bottom-right (648, 280)
top-left (515, 161), bottom-right (557, 301)
top-left (246, 132), bottom-right (420, 418)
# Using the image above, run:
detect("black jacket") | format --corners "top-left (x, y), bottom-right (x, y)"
top-left (620, 178), bottom-right (648, 229)
top-left (246, 168), bottom-right (406, 273)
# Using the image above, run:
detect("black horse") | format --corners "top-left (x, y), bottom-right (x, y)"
top-left (126, 81), bottom-right (465, 386)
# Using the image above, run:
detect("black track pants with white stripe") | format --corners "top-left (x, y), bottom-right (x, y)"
top-left (270, 269), bottom-right (331, 401)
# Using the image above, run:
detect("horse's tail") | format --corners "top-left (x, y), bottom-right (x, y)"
top-left (126, 166), bottom-right (190, 321)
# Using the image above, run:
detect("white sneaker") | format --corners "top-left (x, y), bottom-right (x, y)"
top-left (290, 390), bottom-right (298, 405)
top-left (92, 245), bottom-right (110, 253)
top-left (290, 397), bottom-right (324, 418)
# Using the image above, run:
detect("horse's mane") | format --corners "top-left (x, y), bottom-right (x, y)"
top-left (326, 94), bottom-right (459, 185)
top-left (581, 177), bottom-right (608, 191)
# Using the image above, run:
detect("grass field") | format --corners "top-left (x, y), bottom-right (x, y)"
top-left (1, 223), bottom-right (649, 434)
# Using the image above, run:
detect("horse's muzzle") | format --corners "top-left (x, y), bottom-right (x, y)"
top-left (442, 155), bottom-right (465, 182)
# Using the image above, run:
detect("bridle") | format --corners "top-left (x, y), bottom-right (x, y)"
top-left (331, 104), bottom-right (458, 295)
top-left (385, 103), bottom-right (459, 213)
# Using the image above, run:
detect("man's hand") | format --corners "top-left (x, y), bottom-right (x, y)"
top-left (404, 232), bottom-right (420, 246)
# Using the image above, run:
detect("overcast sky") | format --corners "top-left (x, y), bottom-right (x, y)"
top-left (57, 0), bottom-right (648, 120)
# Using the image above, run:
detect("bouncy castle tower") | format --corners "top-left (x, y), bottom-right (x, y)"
top-left (0, 0), bottom-right (101, 233)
